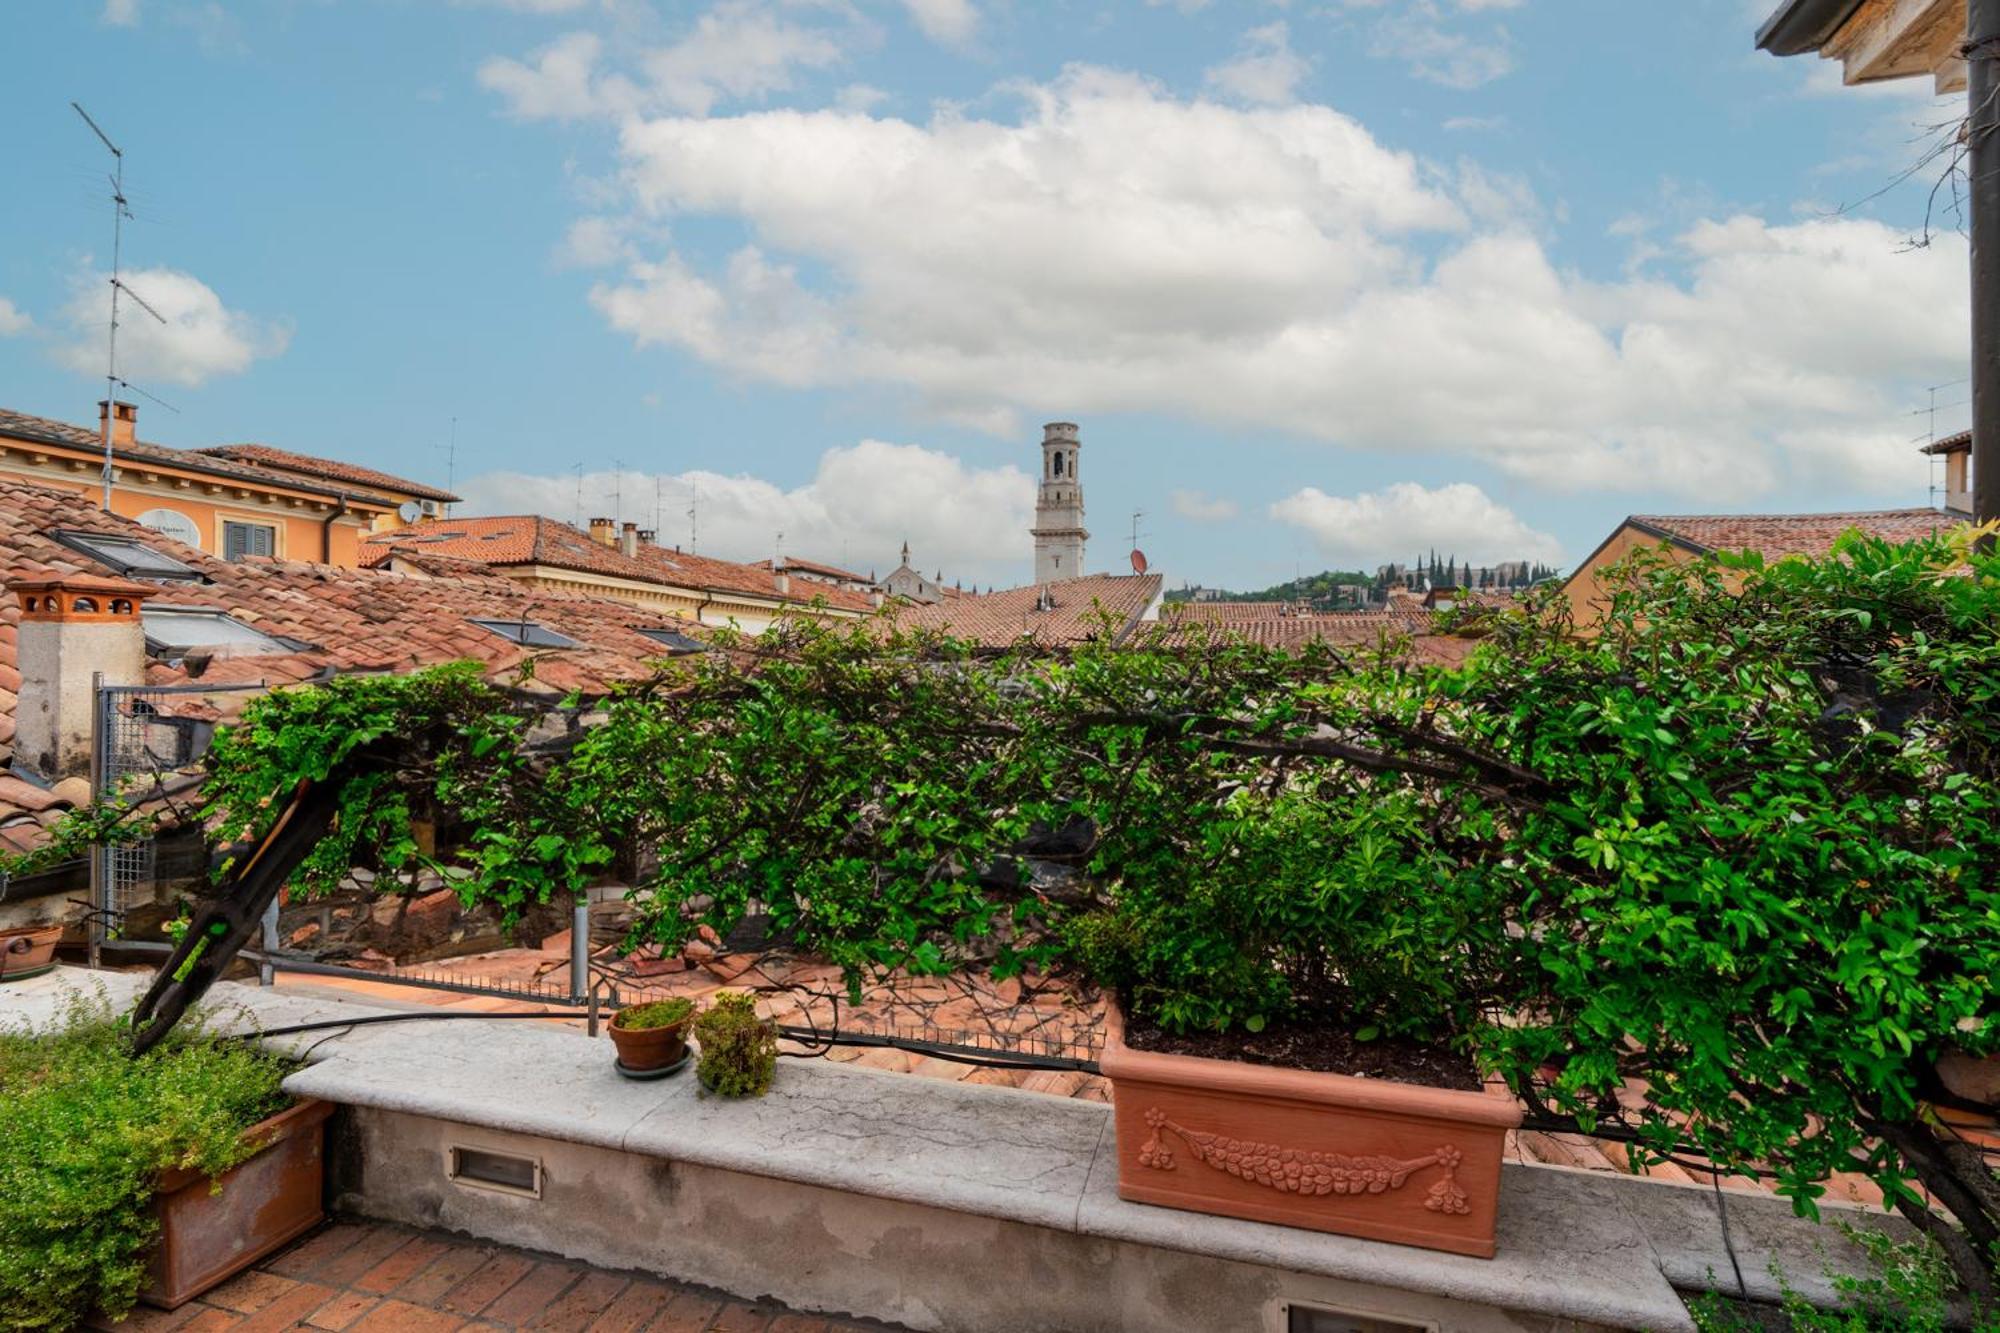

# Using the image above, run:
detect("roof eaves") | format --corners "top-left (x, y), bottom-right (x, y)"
top-left (0, 416), bottom-right (401, 508)
top-left (1755, 0), bottom-right (1866, 55)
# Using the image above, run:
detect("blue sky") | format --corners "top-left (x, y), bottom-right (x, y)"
top-left (0, 0), bottom-right (1973, 589)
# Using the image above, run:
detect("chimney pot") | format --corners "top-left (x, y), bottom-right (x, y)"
top-left (588, 517), bottom-right (617, 546)
top-left (12, 573), bottom-right (156, 781)
top-left (98, 400), bottom-right (138, 448)
top-left (620, 522), bottom-right (639, 559)
top-left (774, 571), bottom-right (791, 596)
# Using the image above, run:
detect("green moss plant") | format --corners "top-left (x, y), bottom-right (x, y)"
top-left (693, 992), bottom-right (777, 1097)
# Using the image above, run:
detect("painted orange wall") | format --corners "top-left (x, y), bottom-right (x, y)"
top-left (0, 452), bottom-right (382, 566)
top-left (1559, 525), bottom-right (1701, 630)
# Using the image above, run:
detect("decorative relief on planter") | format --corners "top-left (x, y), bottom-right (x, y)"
top-left (1136, 1107), bottom-right (1471, 1215)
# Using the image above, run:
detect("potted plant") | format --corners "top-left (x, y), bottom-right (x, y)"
top-left (0, 921), bottom-right (62, 981)
top-left (607, 995), bottom-right (696, 1076)
top-left (693, 991), bottom-right (777, 1097)
top-left (0, 987), bottom-right (329, 1322)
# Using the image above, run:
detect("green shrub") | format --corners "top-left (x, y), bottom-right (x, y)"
top-left (0, 986), bottom-right (293, 1331)
top-left (613, 997), bottom-right (694, 1032)
top-left (693, 992), bottom-right (777, 1097)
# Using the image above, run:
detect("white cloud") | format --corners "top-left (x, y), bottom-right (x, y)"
top-left (56, 266), bottom-right (290, 388)
top-left (1271, 482), bottom-right (1563, 566)
top-left (458, 440), bottom-right (1035, 582)
top-left (0, 299), bottom-right (31, 337)
top-left (1171, 489), bottom-right (1241, 522)
top-left (102, 0), bottom-right (139, 25)
top-left (1205, 22), bottom-right (1310, 106)
top-left (899, 0), bottom-right (978, 48)
top-left (479, 3), bottom-right (851, 121)
top-left (1370, 2), bottom-right (1515, 89)
top-left (552, 65), bottom-right (1966, 505)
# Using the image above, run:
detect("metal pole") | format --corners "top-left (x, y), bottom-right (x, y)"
top-left (569, 893), bottom-right (590, 1004)
top-left (1971, 0), bottom-right (2000, 532)
top-left (87, 671), bottom-right (105, 970)
top-left (259, 898), bottom-right (279, 987)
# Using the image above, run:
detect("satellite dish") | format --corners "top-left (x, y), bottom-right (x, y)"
top-left (1130, 549), bottom-right (1149, 575)
top-left (397, 501), bottom-right (423, 524)
top-left (136, 508), bottom-right (201, 548)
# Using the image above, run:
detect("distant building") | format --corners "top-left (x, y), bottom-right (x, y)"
top-left (1033, 422), bottom-right (1089, 584)
top-left (1561, 506), bottom-right (1964, 629)
top-left (0, 402), bottom-right (456, 567)
top-left (883, 542), bottom-right (950, 605)
top-left (365, 516), bottom-right (878, 633)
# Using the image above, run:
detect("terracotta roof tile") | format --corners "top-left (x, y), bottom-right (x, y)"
top-left (1628, 509), bottom-right (1962, 562)
top-left (894, 573), bottom-right (1161, 647)
top-left (0, 477), bottom-right (723, 852)
top-left (365, 516), bottom-right (880, 613)
top-left (194, 443), bottom-right (461, 503)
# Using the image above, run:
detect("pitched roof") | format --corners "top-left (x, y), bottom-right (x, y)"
top-left (893, 573), bottom-right (1161, 648)
top-left (1154, 607), bottom-right (1476, 666)
top-left (1626, 509), bottom-right (1963, 562)
top-left (0, 479), bottom-right (721, 852)
top-left (1921, 430), bottom-right (1972, 456)
top-left (365, 517), bottom-right (879, 613)
top-left (195, 443), bottom-right (460, 503)
top-left (0, 407), bottom-right (403, 509)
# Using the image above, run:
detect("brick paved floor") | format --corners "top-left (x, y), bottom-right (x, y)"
top-left (90, 1218), bottom-right (911, 1333)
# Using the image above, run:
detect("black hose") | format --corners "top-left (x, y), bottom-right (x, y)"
top-left (234, 1009), bottom-right (1102, 1073)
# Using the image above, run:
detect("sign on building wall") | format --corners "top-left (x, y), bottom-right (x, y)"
top-left (136, 509), bottom-right (201, 550)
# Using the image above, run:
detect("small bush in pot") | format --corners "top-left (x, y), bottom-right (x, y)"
top-left (607, 996), bottom-right (695, 1073)
top-left (693, 992), bottom-right (777, 1097)
top-left (0, 986), bottom-right (294, 1328)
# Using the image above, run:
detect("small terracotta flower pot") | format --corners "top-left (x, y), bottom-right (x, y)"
top-left (1099, 1003), bottom-right (1520, 1258)
top-left (141, 1098), bottom-right (332, 1308)
top-left (608, 1013), bottom-right (692, 1072)
top-left (0, 924), bottom-right (61, 982)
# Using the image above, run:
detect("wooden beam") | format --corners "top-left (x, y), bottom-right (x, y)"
top-left (1827, 0), bottom-right (1965, 85)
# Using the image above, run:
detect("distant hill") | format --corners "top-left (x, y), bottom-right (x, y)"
top-left (1165, 569), bottom-right (1371, 607)
top-left (1169, 556), bottom-right (1562, 609)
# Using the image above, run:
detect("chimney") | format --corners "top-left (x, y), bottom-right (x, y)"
top-left (621, 521), bottom-right (639, 559)
top-left (98, 400), bottom-right (138, 447)
top-left (1935, 434), bottom-right (1973, 514)
top-left (588, 517), bottom-right (616, 546)
top-left (773, 571), bottom-right (791, 596)
top-left (637, 528), bottom-right (656, 546)
top-left (11, 574), bottom-right (156, 781)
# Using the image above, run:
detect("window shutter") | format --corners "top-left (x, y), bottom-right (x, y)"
top-left (224, 522), bottom-right (275, 562)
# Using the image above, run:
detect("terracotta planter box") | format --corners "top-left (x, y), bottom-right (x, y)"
top-left (0, 923), bottom-right (61, 981)
top-left (140, 1098), bottom-right (333, 1309)
top-left (1100, 1004), bottom-right (1520, 1258)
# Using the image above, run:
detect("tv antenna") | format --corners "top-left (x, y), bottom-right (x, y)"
top-left (571, 462), bottom-right (584, 527)
top-left (687, 480), bottom-right (699, 554)
top-left (75, 101), bottom-right (166, 511)
top-left (434, 417), bottom-right (458, 495)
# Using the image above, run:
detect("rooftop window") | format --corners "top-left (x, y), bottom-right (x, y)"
top-left (470, 617), bottom-right (577, 649)
top-left (637, 628), bottom-right (705, 654)
top-left (142, 606), bottom-right (290, 654)
top-left (52, 531), bottom-right (200, 581)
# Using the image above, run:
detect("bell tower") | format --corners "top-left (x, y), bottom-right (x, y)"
top-left (1033, 422), bottom-right (1088, 584)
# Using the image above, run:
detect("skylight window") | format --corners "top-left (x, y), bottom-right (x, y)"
top-left (637, 628), bottom-right (705, 654)
top-left (53, 531), bottom-right (200, 581)
top-left (142, 607), bottom-right (290, 654)
top-left (470, 617), bottom-right (577, 649)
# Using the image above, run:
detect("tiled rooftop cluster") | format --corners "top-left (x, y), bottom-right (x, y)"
top-left (196, 443), bottom-right (462, 503)
top-left (362, 517), bottom-right (881, 615)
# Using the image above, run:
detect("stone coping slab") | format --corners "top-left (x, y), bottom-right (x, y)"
top-left (2, 969), bottom-right (1916, 1331)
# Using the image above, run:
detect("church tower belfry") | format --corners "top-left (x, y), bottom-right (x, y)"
top-left (1033, 422), bottom-right (1088, 584)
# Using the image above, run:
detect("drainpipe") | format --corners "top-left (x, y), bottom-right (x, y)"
top-left (320, 492), bottom-right (350, 563)
top-left (1971, 0), bottom-right (2000, 533)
